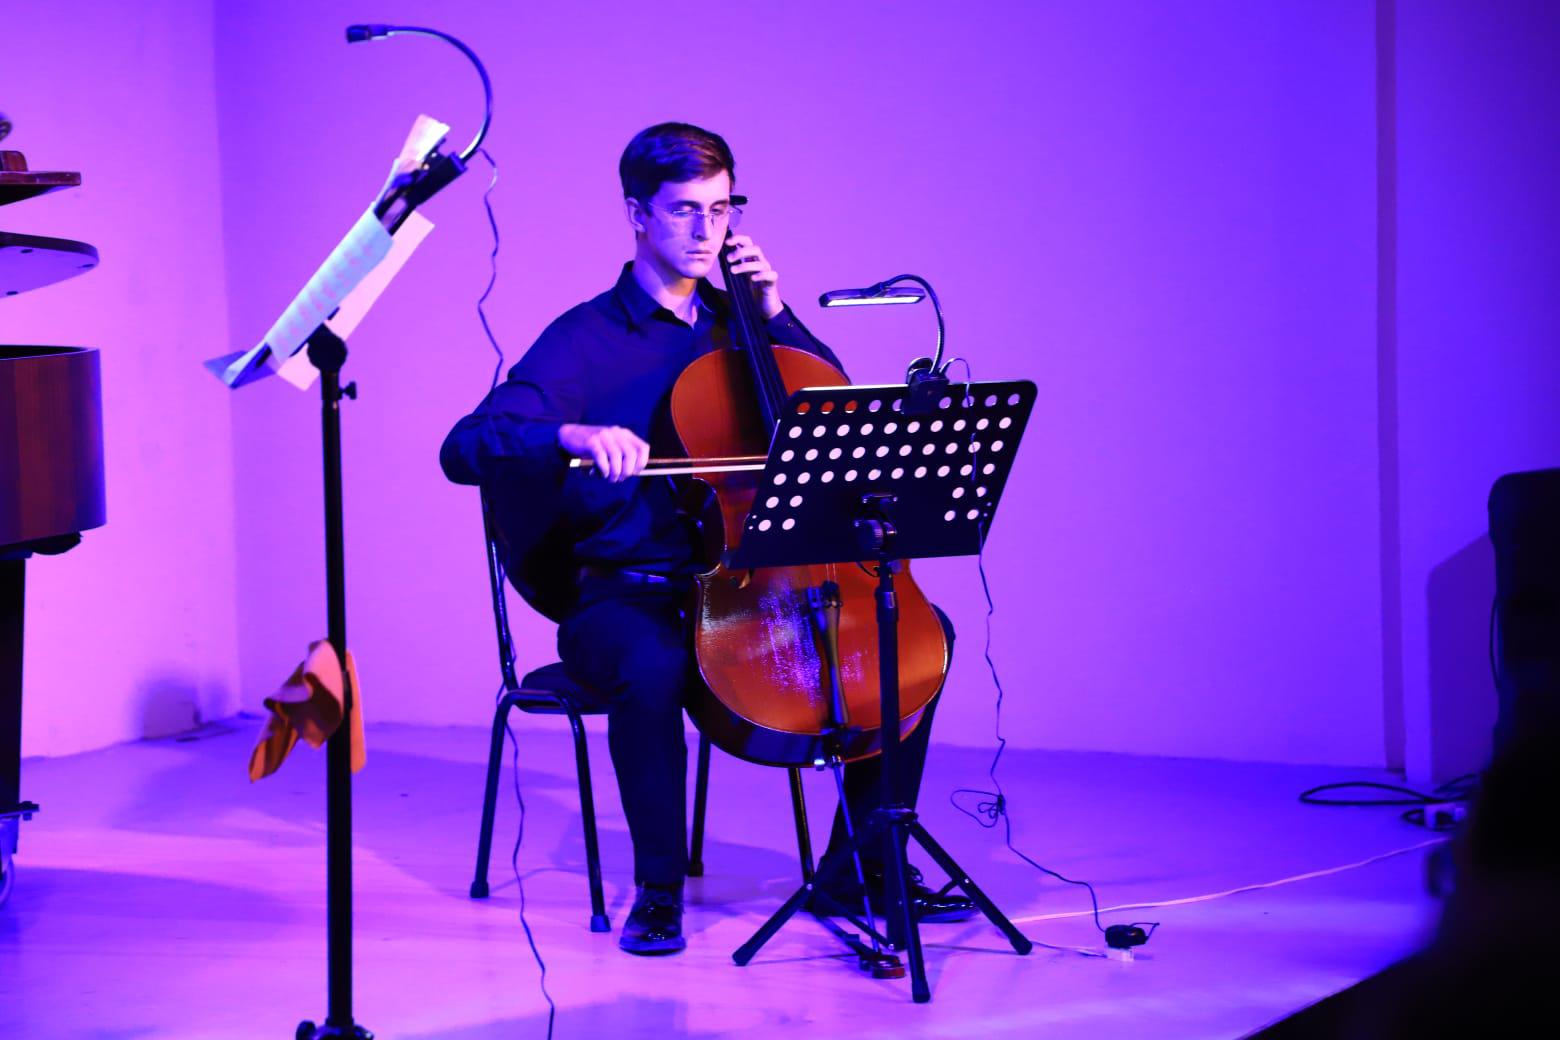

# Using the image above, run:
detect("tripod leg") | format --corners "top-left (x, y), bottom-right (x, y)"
top-left (731, 812), bottom-right (881, 967)
top-left (907, 820), bottom-right (1033, 955)
top-left (732, 880), bottom-right (816, 966)
top-left (883, 818), bottom-right (930, 1003)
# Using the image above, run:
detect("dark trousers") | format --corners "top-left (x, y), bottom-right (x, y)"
top-left (558, 581), bottom-right (950, 886)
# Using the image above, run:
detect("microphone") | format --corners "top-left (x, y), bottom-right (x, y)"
top-left (345, 24), bottom-right (394, 43)
top-left (818, 283), bottom-right (926, 307)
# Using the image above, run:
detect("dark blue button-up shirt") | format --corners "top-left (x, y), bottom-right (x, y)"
top-left (440, 263), bottom-right (841, 618)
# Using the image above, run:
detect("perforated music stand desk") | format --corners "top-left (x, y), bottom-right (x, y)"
top-left (728, 380), bottom-right (1034, 568)
top-left (728, 379), bottom-right (1037, 1003)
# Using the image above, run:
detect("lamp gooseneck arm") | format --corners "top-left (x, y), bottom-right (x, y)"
top-left (871, 274), bottom-right (945, 376)
top-left (346, 24), bottom-right (493, 161)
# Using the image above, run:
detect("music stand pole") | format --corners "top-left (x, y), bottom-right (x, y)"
top-left (859, 498), bottom-right (925, 991)
top-left (299, 325), bottom-right (370, 1040)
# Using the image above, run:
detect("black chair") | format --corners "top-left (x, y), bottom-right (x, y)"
top-left (469, 501), bottom-right (816, 932)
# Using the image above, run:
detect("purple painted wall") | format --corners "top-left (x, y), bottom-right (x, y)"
top-left (6, 4), bottom-right (241, 755)
top-left (1392, 1), bottom-right (1560, 782)
top-left (25, 2), bottom-right (1552, 773)
top-left (213, 2), bottom-right (1387, 765)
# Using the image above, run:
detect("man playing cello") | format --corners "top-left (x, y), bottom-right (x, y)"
top-left (440, 122), bottom-right (972, 955)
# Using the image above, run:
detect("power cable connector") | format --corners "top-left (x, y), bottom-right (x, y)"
top-left (1104, 923), bottom-right (1154, 962)
top-left (1405, 801), bottom-right (1467, 831)
top-left (1105, 924), bottom-right (1149, 949)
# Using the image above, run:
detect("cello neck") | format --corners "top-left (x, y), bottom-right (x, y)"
top-left (718, 231), bottom-right (787, 436)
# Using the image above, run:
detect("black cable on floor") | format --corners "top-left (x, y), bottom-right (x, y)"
top-left (1299, 773), bottom-right (1479, 831)
top-left (947, 535), bottom-right (1116, 938)
top-left (505, 710), bottom-right (556, 1039)
top-left (1298, 775), bottom-right (1479, 808)
top-left (472, 150), bottom-right (552, 1035)
top-left (943, 362), bottom-right (1156, 947)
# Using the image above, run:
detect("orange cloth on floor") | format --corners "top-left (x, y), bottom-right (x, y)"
top-left (248, 640), bottom-right (366, 781)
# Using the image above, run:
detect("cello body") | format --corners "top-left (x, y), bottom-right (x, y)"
top-left (670, 345), bottom-right (949, 767)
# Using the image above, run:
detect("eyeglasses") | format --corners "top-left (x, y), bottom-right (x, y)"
top-left (645, 200), bottom-right (743, 231)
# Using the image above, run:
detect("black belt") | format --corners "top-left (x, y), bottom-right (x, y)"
top-left (578, 564), bottom-right (685, 587)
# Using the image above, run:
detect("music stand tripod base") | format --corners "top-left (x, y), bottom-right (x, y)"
top-left (727, 380), bottom-right (1037, 1002)
top-left (296, 1024), bottom-right (372, 1040)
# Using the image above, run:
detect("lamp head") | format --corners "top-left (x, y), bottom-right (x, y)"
top-left (346, 24), bottom-right (394, 42)
top-left (818, 285), bottom-right (926, 307)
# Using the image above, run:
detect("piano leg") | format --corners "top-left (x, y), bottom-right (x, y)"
top-left (1, 556), bottom-right (25, 905)
top-left (1, 557), bottom-right (22, 818)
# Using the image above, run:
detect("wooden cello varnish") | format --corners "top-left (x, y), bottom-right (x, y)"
top-left (668, 224), bottom-right (948, 767)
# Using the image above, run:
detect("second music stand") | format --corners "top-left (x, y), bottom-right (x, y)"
top-left (728, 379), bottom-right (1037, 1002)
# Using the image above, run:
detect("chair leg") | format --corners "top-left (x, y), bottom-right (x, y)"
top-left (471, 693), bottom-right (519, 899)
top-left (688, 733), bottom-right (713, 877)
top-left (567, 710), bottom-right (611, 933)
top-left (788, 767), bottom-right (815, 881)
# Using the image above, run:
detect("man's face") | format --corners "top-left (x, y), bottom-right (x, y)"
top-left (628, 171), bottom-right (733, 281)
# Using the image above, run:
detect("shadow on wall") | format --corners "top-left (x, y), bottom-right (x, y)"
top-left (135, 672), bottom-right (205, 739)
top-left (1425, 536), bottom-right (1497, 784)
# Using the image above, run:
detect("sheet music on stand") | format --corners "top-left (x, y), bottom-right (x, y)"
top-left (728, 380), bottom-right (1036, 570)
top-left (204, 114), bottom-right (446, 392)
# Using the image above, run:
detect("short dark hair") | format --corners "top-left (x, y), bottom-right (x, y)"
top-left (619, 122), bottom-right (735, 203)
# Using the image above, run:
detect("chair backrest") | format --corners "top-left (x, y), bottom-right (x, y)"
top-left (479, 488), bottom-right (521, 691)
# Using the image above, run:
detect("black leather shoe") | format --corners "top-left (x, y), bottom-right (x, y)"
top-left (894, 866), bottom-right (979, 923)
top-left (618, 883), bottom-right (686, 955)
top-left (812, 864), bottom-right (978, 924)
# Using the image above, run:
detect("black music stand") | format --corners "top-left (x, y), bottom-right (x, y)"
top-left (728, 380), bottom-right (1036, 1003)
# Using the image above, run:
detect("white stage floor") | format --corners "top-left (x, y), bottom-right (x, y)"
top-left (0, 719), bottom-right (1440, 1038)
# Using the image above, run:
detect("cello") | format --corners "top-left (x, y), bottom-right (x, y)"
top-left (661, 211), bottom-right (951, 768)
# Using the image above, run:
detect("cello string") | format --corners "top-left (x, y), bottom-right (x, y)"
top-left (741, 265), bottom-right (782, 419)
top-left (721, 248), bottom-right (785, 431)
top-left (719, 253), bottom-right (757, 389)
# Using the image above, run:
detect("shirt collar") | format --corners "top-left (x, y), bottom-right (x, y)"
top-left (614, 262), bottom-right (722, 330)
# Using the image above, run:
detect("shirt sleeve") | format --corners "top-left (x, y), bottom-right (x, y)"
top-left (766, 304), bottom-right (846, 374)
top-left (438, 318), bottom-right (586, 486)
